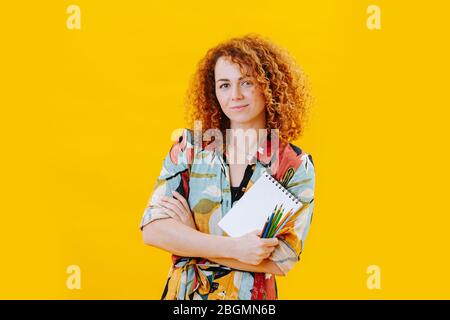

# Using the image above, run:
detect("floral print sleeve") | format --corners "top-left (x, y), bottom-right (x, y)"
top-left (269, 153), bottom-right (315, 275)
top-left (140, 129), bottom-right (194, 230)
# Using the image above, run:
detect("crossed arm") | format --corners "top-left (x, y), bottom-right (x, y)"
top-left (208, 257), bottom-right (284, 275)
top-left (142, 217), bottom-right (285, 276)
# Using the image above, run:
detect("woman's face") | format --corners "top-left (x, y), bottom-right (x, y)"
top-left (214, 56), bottom-right (266, 128)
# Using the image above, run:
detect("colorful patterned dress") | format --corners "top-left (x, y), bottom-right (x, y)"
top-left (140, 128), bottom-right (315, 300)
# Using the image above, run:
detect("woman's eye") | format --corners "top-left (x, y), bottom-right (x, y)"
top-left (219, 83), bottom-right (230, 89)
top-left (242, 80), bottom-right (253, 87)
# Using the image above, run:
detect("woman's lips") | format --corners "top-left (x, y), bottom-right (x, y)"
top-left (230, 104), bottom-right (249, 111)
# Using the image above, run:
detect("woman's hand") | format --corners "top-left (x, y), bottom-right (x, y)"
top-left (158, 191), bottom-right (197, 230)
top-left (231, 230), bottom-right (279, 266)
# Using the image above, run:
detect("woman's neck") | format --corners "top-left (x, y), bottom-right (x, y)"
top-left (229, 116), bottom-right (265, 131)
top-left (227, 117), bottom-right (267, 165)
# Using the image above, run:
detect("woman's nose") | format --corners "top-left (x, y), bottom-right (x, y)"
top-left (231, 84), bottom-right (244, 101)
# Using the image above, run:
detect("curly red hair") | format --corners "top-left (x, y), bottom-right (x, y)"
top-left (185, 34), bottom-right (312, 143)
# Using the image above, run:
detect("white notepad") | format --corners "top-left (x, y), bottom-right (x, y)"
top-left (217, 170), bottom-right (303, 237)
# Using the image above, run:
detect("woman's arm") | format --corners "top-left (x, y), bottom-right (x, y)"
top-left (207, 257), bottom-right (285, 276)
top-left (143, 218), bottom-right (236, 259)
top-left (143, 218), bottom-right (280, 274)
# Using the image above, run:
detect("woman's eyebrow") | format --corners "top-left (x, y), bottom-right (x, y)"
top-left (216, 76), bottom-right (251, 82)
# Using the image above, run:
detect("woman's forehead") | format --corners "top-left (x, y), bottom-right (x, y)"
top-left (214, 57), bottom-right (251, 80)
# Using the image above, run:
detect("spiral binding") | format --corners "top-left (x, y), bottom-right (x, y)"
top-left (262, 171), bottom-right (300, 205)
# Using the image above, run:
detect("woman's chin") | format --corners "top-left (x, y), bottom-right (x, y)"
top-left (230, 117), bottom-right (252, 126)
top-left (227, 114), bottom-right (255, 125)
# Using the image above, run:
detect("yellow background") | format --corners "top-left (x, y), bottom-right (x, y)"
top-left (1, 0), bottom-right (449, 299)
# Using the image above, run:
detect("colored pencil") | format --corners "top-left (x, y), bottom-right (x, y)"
top-left (273, 203), bottom-right (311, 237)
top-left (269, 208), bottom-right (284, 237)
top-left (260, 216), bottom-right (270, 237)
top-left (262, 205), bottom-right (277, 238)
top-left (267, 205), bottom-right (282, 238)
top-left (272, 208), bottom-right (293, 236)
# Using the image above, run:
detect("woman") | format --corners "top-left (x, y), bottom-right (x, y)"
top-left (140, 34), bottom-right (315, 300)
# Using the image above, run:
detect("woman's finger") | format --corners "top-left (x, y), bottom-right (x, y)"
top-left (264, 252), bottom-right (273, 260)
top-left (172, 191), bottom-right (191, 213)
top-left (159, 200), bottom-right (185, 221)
top-left (161, 196), bottom-right (187, 218)
top-left (160, 207), bottom-right (181, 221)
